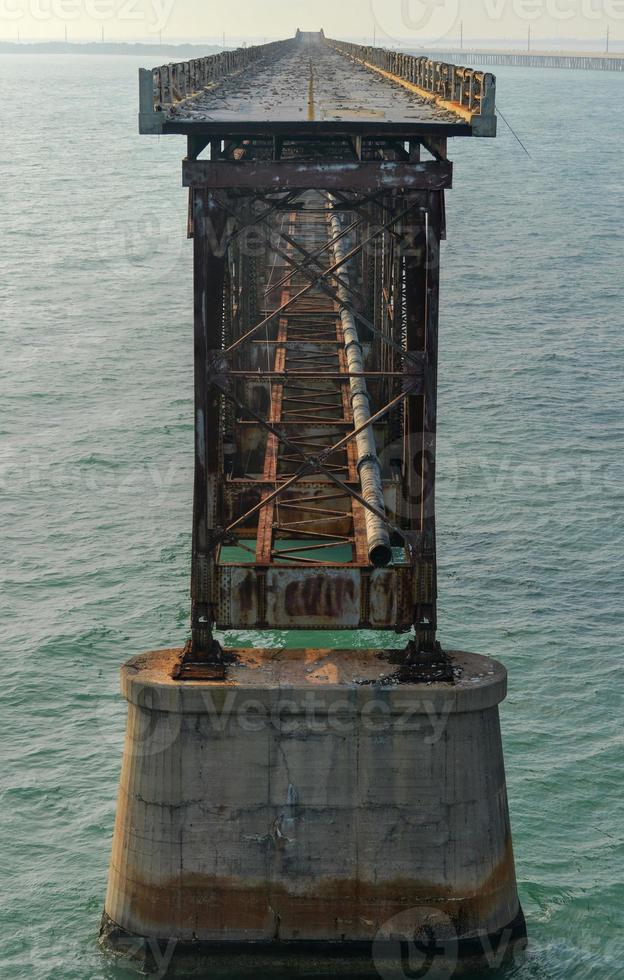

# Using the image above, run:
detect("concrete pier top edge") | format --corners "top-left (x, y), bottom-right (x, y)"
top-left (120, 647), bottom-right (507, 715)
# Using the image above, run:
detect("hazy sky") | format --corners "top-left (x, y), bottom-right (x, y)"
top-left (3, 0), bottom-right (620, 44)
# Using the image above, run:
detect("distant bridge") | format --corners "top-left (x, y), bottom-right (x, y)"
top-left (422, 48), bottom-right (624, 71)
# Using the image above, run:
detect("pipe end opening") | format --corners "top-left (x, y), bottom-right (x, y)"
top-left (369, 544), bottom-right (393, 568)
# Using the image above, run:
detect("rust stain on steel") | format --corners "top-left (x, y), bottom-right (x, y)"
top-left (182, 146), bottom-right (445, 644)
top-left (206, 187), bottom-right (424, 634)
top-left (219, 568), bottom-right (258, 627)
top-left (183, 160), bottom-right (453, 192)
top-left (235, 571), bottom-right (256, 617)
top-left (214, 566), bottom-right (413, 631)
top-left (368, 568), bottom-right (398, 627)
top-left (283, 573), bottom-right (356, 620)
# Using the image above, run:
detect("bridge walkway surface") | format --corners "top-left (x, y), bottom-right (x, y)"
top-left (139, 30), bottom-right (497, 138)
top-left (168, 37), bottom-right (461, 127)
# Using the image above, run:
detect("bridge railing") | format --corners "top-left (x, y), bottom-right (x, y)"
top-left (139, 37), bottom-right (296, 133)
top-left (325, 38), bottom-right (497, 136)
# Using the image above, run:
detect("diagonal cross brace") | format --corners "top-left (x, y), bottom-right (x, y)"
top-left (218, 198), bottom-right (425, 363)
top-left (215, 377), bottom-right (416, 540)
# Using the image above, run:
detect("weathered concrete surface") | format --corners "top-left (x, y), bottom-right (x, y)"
top-left (102, 648), bottom-right (526, 974)
top-left (170, 41), bottom-right (461, 126)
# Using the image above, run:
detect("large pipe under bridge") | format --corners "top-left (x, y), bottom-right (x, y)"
top-left (223, 190), bottom-right (397, 578)
top-left (326, 196), bottom-right (392, 567)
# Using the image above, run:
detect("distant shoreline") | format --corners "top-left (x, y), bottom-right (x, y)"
top-left (1, 40), bottom-right (622, 68)
top-left (0, 41), bottom-right (222, 56)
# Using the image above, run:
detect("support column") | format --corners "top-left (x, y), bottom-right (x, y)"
top-left (404, 190), bottom-right (443, 649)
top-left (190, 189), bottom-right (227, 660)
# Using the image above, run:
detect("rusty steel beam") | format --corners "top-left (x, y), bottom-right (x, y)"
top-left (176, 134), bottom-right (446, 646)
top-left (217, 196), bottom-right (429, 360)
top-left (183, 159), bottom-right (452, 191)
top-left (165, 120), bottom-right (473, 139)
top-left (189, 189), bottom-right (227, 667)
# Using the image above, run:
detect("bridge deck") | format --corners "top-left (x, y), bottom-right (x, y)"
top-left (142, 34), bottom-right (496, 138)
top-left (169, 40), bottom-right (461, 129)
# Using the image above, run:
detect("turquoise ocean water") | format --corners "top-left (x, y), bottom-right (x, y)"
top-left (0, 54), bottom-right (622, 978)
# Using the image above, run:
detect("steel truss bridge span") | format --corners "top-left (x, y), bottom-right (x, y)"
top-left (137, 30), bottom-right (497, 679)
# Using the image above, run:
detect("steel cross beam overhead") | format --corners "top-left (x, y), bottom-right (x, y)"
top-left (138, 30), bottom-right (497, 678)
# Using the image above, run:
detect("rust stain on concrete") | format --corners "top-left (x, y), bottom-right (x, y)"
top-left (112, 837), bottom-right (517, 939)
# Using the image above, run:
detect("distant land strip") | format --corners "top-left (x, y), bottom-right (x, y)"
top-left (0, 41), bottom-right (222, 56)
top-left (1, 41), bottom-right (623, 72)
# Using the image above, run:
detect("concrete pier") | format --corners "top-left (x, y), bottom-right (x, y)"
top-left (101, 648), bottom-right (526, 976)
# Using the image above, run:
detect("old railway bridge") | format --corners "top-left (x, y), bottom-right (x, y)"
top-left (140, 29), bottom-right (496, 677)
top-left (101, 31), bottom-right (526, 977)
